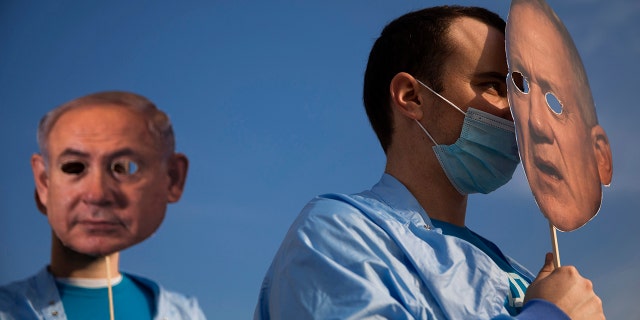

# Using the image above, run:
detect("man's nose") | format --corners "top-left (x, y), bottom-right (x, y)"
top-left (487, 94), bottom-right (513, 121)
top-left (82, 168), bottom-right (115, 206)
top-left (496, 101), bottom-right (513, 121)
top-left (528, 89), bottom-right (554, 143)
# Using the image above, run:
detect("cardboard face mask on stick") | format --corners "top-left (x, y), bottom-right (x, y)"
top-left (505, 0), bottom-right (613, 232)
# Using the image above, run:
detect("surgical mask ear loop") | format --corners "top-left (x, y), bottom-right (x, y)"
top-left (415, 120), bottom-right (439, 146)
top-left (415, 79), bottom-right (466, 116)
top-left (414, 78), bottom-right (468, 147)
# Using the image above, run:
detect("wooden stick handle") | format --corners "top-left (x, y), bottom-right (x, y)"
top-left (549, 221), bottom-right (561, 268)
top-left (106, 256), bottom-right (115, 320)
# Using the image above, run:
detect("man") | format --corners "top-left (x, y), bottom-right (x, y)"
top-left (255, 6), bottom-right (604, 319)
top-left (0, 91), bottom-right (205, 319)
top-left (506, 0), bottom-right (613, 231)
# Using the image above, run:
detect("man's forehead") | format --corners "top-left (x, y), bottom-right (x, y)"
top-left (47, 105), bottom-right (157, 153)
top-left (508, 3), bottom-right (561, 44)
top-left (52, 104), bottom-right (146, 133)
top-left (507, 4), bottom-right (583, 94)
top-left (508, 3), bottom-right (543, 29)
top-left (447, 16), bottom-right (499, 46)
top-left (445, 17), bottom-right (507, 70)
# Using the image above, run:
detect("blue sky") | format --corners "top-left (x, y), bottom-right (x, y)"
top-left (1, 0), bottom-right (638, 318)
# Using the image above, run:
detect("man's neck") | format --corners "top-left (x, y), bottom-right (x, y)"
top-left (385, 157), bottom-right (467, 227)
top-left (49, 234), bottom-right (120, 279)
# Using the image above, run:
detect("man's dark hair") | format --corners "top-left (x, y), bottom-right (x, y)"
top-left (363, 5), bottom-right (506, 153)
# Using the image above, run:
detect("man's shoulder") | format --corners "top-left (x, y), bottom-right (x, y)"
top-left (0, 275), bottom-right (31, 304)
top-left (275, 190), bottom-right (405, 266)
top-left (0, 268), bottom-right (55, 319)
top-left (294, 190), bottom-right (390, 233)
top-left (0, 268), bottom-right (47, 301)
top-left (304, 191), bottom-right (375, 215)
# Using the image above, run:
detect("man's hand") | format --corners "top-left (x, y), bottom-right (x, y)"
top-left (524, 253), bottom-right (605, 319)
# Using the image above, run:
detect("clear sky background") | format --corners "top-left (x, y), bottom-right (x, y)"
top-left (1, 0), bottom-right (638, 319)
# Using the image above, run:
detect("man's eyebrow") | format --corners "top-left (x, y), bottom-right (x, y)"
top-left (108, 148), bottom-right (138, 159)
top-left (536, 77), bottom-right (554, 92)
top-left (57, 148), bottom-right (139, 160)
top-left (58, 148), bottom-right (90, 159)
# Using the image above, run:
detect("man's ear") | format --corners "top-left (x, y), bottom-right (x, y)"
top-left (167, 153), bottom-right (189, 203)
top-left (390, 72), bottom-right (424, 121)
top-left (31, 154), bottom-right (49, 215)
top-left (591, 125), bottom-right (613, 186)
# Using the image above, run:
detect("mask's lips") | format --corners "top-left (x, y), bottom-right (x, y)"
top-left (534, 155), bottom-right (563, 181)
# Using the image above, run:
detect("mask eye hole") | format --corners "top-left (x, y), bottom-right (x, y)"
top-left (545, 92), bottom-right (563, 114)
top-left (511, 71), bottom-right (529, 94)
top-left (111, 160), bottom-right (139, 176)
top-left (60, 162), bottom-right (85, 175)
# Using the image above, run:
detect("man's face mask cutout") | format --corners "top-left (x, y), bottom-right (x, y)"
top-left (506, 0), bottom-right (613, 231)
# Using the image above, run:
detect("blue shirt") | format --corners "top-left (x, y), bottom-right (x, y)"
top-left (56, 274), bottom-right (154, 319)
top-left (255, 174), bottom-right (568, 319)
top-left (0, 268), bottom-right (206, 320)
top-left (431, 219), bottom-right (530, 315)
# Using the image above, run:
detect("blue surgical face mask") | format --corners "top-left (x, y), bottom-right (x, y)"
top-left (415, 80), bottom-right (520, 194)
